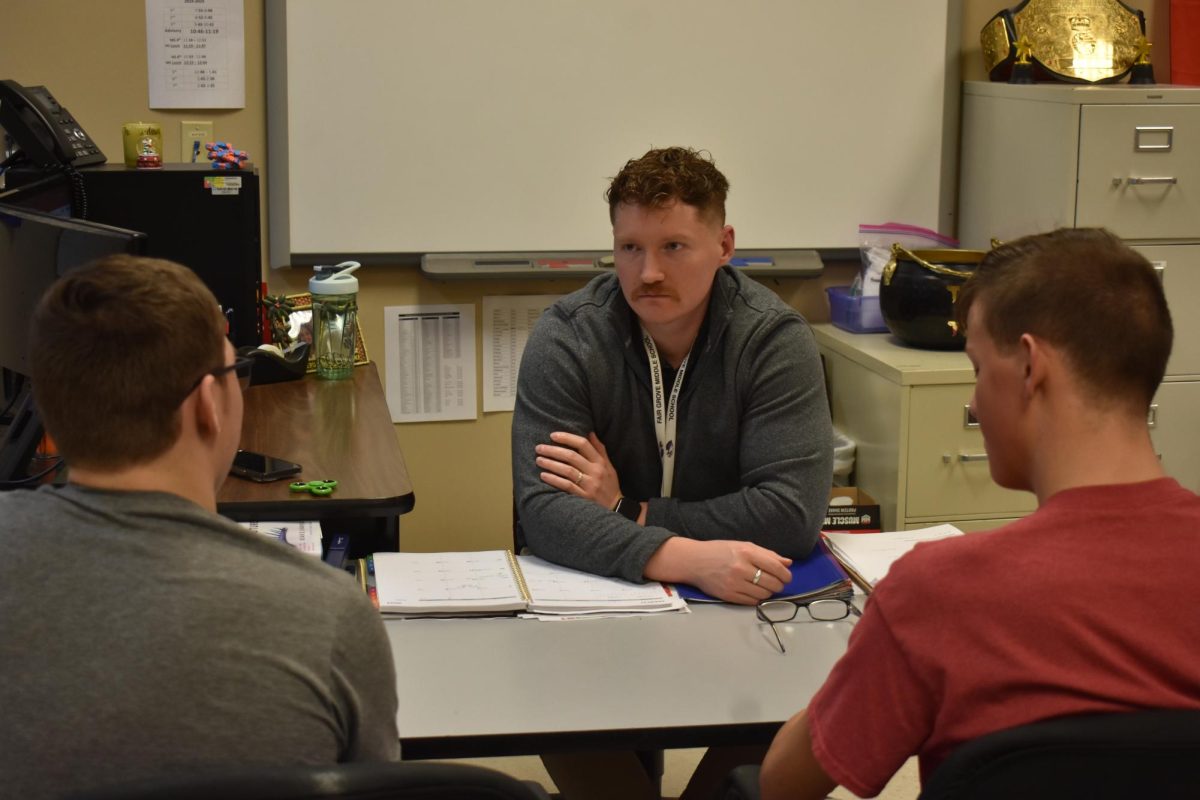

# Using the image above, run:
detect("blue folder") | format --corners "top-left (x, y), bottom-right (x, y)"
top-left (675, 540), bottom-right (851, 603)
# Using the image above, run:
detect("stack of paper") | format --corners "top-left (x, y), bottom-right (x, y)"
top-left (822, 523), bottom-right (964, 592)
top-left (240, 520), bottom-right (323, 558)
top-left (362, 550), bottom-right (687, 618)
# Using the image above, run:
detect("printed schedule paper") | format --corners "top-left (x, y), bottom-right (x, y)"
top-left (482, 294), bottom-right (559, 412)
top-left (384, 304), bottom-right (477, 423)
top-left (145, 0), bottom-right (245, 109)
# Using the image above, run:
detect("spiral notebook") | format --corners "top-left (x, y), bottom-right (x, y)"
top-left (361, 550), bottom-right (686, 617)
top-left (822, 523), bottom-right (964, 592)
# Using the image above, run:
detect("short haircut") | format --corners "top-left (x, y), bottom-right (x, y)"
top-left (956, 227), bottom-right (1172, 411)
top-left (605, 146), bottom-right (729, 225)
top-left (30, 255), bottom-right (227, 470)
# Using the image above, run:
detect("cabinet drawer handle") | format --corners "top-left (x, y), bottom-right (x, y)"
top-left (1134, 126), bottom-right (1173, 152)
top-left (963, 405), bottom-right (979, 429)
top-left (943, 452), bottom-right (989, 464)
top-left (1121, 176), bottom-right (1178, 186)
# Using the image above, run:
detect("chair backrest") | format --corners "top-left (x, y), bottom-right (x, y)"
top-left (918, 709), bottom-right (1200, 800)
top-left (72, 761), bottom-right (551, 800)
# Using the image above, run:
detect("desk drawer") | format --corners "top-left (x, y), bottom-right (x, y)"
top-left (904, 384), bottom-right (1037, 519)
top-left (1077, 105), bottom-right (1200, 238)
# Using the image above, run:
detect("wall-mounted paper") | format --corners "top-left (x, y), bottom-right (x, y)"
top-left (482, 295), bottom-right (561, 413)
top-left (146, 0), bottom-right (245, 109)
top-left (384, 304), bottom-right (477, 423)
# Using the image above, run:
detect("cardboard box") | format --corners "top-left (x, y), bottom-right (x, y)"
top-left (823, 487), bottom-right (881, 532)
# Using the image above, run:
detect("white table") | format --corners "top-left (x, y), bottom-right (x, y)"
top-left (387, 604), bottom-right (857, 759)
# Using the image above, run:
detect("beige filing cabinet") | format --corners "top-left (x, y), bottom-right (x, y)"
top-left (959, 81), bottom-right (1200, 495)
top-left (814, 324), bottom-right (1036, 533)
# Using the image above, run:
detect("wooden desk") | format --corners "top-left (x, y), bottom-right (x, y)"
top-left (389, 604), bottom-right (855, 759)
top-left (218, 363), bottom-right (414, 550)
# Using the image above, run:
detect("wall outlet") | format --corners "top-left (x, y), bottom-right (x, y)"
top-left (180, 120), bottom-right (214, 162)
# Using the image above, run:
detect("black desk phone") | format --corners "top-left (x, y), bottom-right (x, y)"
top-left (0, 80), bottom-right (105, 168)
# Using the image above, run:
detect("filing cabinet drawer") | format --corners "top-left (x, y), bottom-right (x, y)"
top-left (1077, 105), bottom-right (1200, 238)
top-left (1150, 380), bottom-right (1200, 494)
top-left (904, 384), bottom-right (1037, 519)
top-left (1132, 243), bottom-right (1200, 377)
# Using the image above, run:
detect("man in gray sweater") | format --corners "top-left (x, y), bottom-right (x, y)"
top-left (0, 256), bottom-right (398, 799)
top-left (511, 147), bottom-right (833, 799)
top-left (513, 146), bottom-right (832, 602)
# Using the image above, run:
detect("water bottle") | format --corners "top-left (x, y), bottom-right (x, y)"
top-left (309, 261), bottom-right (360, 380)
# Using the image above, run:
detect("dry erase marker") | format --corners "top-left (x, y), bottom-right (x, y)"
top-left (728, 257), bottom-right (775, 267)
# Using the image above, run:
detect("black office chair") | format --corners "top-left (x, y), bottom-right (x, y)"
top-left (718, 709), bottom-right (1200, 800)
top-left (918, 709), bottom-right (1200, 800)
top-left (71, 761), bottom-right (552, 800)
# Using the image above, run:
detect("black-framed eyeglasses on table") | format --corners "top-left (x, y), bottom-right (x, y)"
top-left (756, 596), bottom-right (860, 653)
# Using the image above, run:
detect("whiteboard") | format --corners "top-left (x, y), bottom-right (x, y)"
top-left (266, 0), bottom-right (959, 267)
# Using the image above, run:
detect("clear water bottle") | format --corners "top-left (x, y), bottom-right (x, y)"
top-left (309, 261), bottom-right (360, 380)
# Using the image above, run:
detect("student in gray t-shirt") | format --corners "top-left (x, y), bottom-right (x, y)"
top-left (0, 255), bottom-right (398, 800)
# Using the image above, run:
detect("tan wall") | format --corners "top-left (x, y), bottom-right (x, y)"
top-left (2, 0), bottom-right (1166, 552)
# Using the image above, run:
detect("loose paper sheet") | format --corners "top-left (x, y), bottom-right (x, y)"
top-left (384, 304), bottom-right (477, 423)
top-left (145, 0), bottom-right (246, 109)
top-left (239, 520), bottom-right (322, 557)
top-left (482, 294), bottom-right (560, 412)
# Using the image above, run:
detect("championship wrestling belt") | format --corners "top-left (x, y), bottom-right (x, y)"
top-left (982, 0), bottom-right (1152, 84)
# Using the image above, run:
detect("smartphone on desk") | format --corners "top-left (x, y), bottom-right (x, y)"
top-left (229, 449), bottom-right (302, 482)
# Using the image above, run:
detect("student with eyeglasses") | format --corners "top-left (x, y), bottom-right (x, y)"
top-left (0, 255), bottom-right (399, 799)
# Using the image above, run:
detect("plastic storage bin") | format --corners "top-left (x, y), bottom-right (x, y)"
top-left (826, 286), bottom-right (888, 333)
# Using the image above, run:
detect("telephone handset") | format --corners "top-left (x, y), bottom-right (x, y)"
top-left (0, 80), bottom-right (105, 169)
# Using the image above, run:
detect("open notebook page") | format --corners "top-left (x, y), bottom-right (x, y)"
top-left (516, 555), bottom-right (685, 614)
top-left (371, 550), bottom-right (526, 614)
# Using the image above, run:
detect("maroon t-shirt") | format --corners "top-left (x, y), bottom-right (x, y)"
top-left (808, 478), bottom-right (1200, 797)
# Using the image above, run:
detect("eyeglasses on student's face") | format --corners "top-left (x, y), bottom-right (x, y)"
top-left (755, 597), bottom-right (858, 654)
top-left (187, 356), bottom-right (254, 398)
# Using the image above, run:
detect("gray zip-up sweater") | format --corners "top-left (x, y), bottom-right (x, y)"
top-left (512, 267), bottom-right (833, 582)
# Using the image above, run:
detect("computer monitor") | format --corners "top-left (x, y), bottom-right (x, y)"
top-left (0, 201), bottom-right (147, 377)
top-left (0, 170), bottom-right (73, 216)
top-left (0, 201), bottom-right (146, 484)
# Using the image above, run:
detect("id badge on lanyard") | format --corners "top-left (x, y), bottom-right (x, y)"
top-left (641, 327), bottom-right (690, 498)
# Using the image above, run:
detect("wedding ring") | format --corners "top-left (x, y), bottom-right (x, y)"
top-left (574, 469), bottom-right (584, 484)
top-left (752, 568), bottom-right (763, 586)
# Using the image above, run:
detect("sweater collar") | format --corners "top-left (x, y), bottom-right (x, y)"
top-left (618, 266), bottom-right (740, 387)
